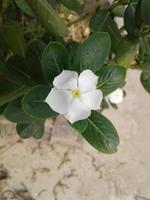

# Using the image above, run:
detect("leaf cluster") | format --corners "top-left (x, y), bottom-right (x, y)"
top-left (0, 0), bottom-right (150, 153)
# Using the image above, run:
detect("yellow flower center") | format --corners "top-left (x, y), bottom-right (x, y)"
top-left (72, 89), bottom-right (80, 98)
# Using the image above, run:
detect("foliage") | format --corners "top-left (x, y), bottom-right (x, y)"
top-left (0, 0), bottom-right (150, 154)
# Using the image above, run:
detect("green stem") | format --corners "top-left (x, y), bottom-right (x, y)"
top-left (25, 0), bottom-right (68, 37)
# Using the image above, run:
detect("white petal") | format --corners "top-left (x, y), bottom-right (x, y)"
top-left (53, 70), bottom-right (78, 90)
top-left (64, 99), bottom-right (91, 124)
top-left (80, 89), bottom-right (103, 110)
top-left (78, 70), bottom-right (99, 92)
top-left (45, 87), bottom-right (72, 114)
top-left (107, 88), bottom-right (123, 104)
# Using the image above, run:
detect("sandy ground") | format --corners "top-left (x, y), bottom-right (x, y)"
top-left (0, 70), bottom-right (150, 200)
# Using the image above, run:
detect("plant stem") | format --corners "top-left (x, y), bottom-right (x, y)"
top-left (25, 0), bottom-right (68, 37)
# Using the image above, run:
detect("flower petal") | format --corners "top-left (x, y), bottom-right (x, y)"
top-left (107, 88), bottom-right (123, 104)
top-left (53, 70), bottom-right (78, 90)
top-left (45, 88), bottom-right (72, 114)
top-left (64, 99), bottom-right (91, 124)
top-left (78, 70), bottom-right (99, 92)
top-left (80, 89), bottom-right (103, 110)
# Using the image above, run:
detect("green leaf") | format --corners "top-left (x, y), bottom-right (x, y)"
top-left (124, 4), bottom-right (139, 38)
top-left (141, 0), bottom-right (150, 25)
top-left (41, 42), bottom-right (69, 83)
top-left (130, 0), bottom-right (139, 4)
top-left (48, 0), bottom-right (57, 9)
top-left (0, 59), bottom-right (32, 86)
top-left (115, 37), bottom-right (139, 68)
top-left (22, 85), bottom-right (57, 119)
top-left (25, 0), bottom-right (68, 36)
top-left (112, 5), bottom-right (126, 17)
top-left (16, 120), bottom-right (45, 139)
top-left (3, 21), bottom-right (26, 57)
top-left (141, 57), bottom-right (150, 73)
top-left (141, 72), bottom-right (150, 93)
top-left (59, 0), bottom-right (83, 13)
top-left (15, 0), bottom-right (33, 16)
top-left (139, 37), bottom-right (150, 72)
top-left (97, 64), bottom-right (126, 96)
top-left (90, 10), bottom-right (121, 50)
top-left (0, 79), bottom-right (30, 106)
top-left (72, 32), bottom-right (111, 72)
top-left (0, 30), bottom-right (8, 51)
top-left (66, 41), bottom-right (79, 66)
top-left (3, 39), bottom-right (46, 85)
top-left (4, 97), bottom-right (34, 123)
top-left (73, 111), bottom-right (120, 154)
top-left (0, 104), bottom-right (7, 115)
top-left (140, 37), bottom-right (150, 58)
top-left (26, 39), bottom-right (46, 82)
top-left (135, 0), bottom-right (143, 29)
top-left (72, 120), bottom-right (88, 133)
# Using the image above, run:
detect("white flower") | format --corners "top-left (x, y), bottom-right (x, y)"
top-left (106, 88), bottom-right (123, 104)
top-left (45, 70), bottom-right (103, 124)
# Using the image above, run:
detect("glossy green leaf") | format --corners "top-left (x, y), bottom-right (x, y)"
top-left (3, 40), bottom-right (46, 85)
top-left (48, 0), bottom-right (57, 8)
top-left (115, 37), bottom-right (139, 68)
top-left (124, 4), bottom-right (139, 38)
top-left (25, 0), bottom-right (68, 36)
top-left (141, 72), bottom-right (150, 93)
top-left (59, 0), bottom-right (83, 13)
top-left (90, 10), bottom-right (121, 50)
top-left (112, 5), bottom-right (126, 17)
top-left (139, 37), bottom-right (150, 72)
top-left (0, 30), bottom-right (8, 51)
top-left (97, 64), bottom-right (126, 96)
top-left (140, 37), bottom-right (150, 58)
top-left (0, 79), bottom-right (30, 106)
top-left (73, 111), bottom-right (120, 154)
top-left (141, 0), bottom-right (150, 25)
top-left (66, 41), bottom-right (79, 66)
top-left (72, 32), bottom-right (111, 72)
top-left (130, 0), bottom-right (139, 4)
top-left (135, 0), bottom-right (143, 29)
top-left (41, 42), bottom-right (69, 83)
top-left (22, 85), bottom-right (57, 119)
top-left (0, 59), bottom-right (32, 85)
top-left (3, 21), bottom-right (26, 57)
top-left (0, 104), bottom-right (7, 115)
top-left (16, 120), bottom-right (45, 139)
top-left (72, 120), bottom-right (88, 133)
top-left (141, 57), bottom-right (150, 73)
top-left (26, 39), bottom-right (46, 82)
top-left (15, 0), bottom-right (33, 16)
top-left (4, 97), bottom-right (33, 123)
